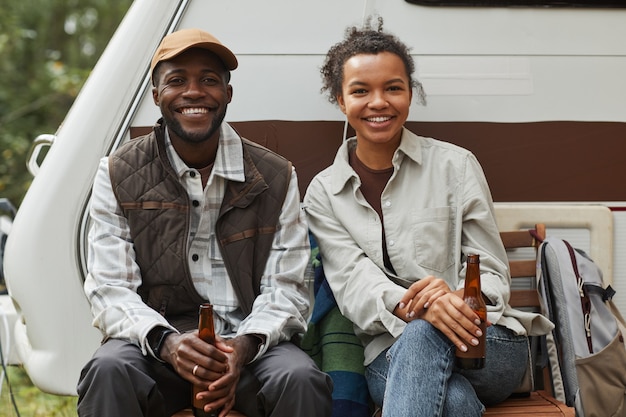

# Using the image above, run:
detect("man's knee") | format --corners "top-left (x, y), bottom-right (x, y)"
top-left (240, 343), bottom-right (333, 416)
top-left (78, 339), bottom-right (147, 393)
top-left (268, 345), bottom-right (331, 391)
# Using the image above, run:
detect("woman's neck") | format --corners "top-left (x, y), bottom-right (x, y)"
top-left (354, 139), bottom-right (398, 170)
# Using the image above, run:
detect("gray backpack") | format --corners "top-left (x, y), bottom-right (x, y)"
top-left (537, 236), bottom-right (626, 417)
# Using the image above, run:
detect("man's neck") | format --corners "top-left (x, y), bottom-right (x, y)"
top-left (168, 130), bottom-right (219, 169)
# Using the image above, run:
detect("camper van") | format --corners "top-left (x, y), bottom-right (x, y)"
top-left (2, 0), bottom-right (626, 397)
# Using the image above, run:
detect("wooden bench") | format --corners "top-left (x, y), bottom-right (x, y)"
top-left (483, 224), bottom-right (574, 417)
top-left (172, 225), bottom-right (573, 417)
top-left (484, 390), bottom-right (574, 416)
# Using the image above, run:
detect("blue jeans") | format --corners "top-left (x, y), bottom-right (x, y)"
top-left (365, 320), bottom-right (528, 417)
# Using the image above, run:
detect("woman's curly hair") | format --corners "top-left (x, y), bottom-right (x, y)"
top-left (320, 16), bottom-right (426, 106)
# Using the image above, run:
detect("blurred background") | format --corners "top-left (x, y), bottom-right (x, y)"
top-left (1, 1), bottom-right (132, 415)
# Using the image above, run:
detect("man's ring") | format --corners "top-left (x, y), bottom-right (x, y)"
top-left (192, 364), bottom-right (199, 376)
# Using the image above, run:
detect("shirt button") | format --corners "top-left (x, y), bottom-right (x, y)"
top-left (189, 171), bottom-right (196, 178)
top-left (389, 240), bottom-right (395, 246)
top-left (384, 201), bottom-right (391, 208)
top-left (191, 254), bottom-right (199, 262)
top-left (192, 200), bottom-right (200, 207)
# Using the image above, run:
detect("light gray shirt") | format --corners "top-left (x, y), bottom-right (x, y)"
top-left (304, 128), bottom-right (552, 365)
top-left (84, 123), bottom-right (311, 360)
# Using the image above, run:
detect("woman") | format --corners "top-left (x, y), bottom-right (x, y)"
top-left (303, 18), bottom-right (552, 417)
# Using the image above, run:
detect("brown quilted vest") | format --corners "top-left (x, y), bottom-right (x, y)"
top-left (108, 121), bottom-right (292, 331)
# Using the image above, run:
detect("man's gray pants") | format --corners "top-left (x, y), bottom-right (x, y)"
top-left (77, 339), bottom-right (333, 417)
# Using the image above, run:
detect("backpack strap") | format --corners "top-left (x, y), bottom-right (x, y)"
top-left (562, 239), bottom-right (594, 354)
top-left (586, 284), bottom-right (616, 302)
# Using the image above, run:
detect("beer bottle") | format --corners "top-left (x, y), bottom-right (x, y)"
top-left (193, 303), bottom-right (219, 417)
top-left (455, 254), bottom-right (487, 369)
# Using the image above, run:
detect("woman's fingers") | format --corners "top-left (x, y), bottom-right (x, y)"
top-left (398, 276), bottom-right (452, 319)
top-left (423, 293), bottom-right (483, 351)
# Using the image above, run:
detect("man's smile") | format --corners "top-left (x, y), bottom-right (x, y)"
top-left (179, 107), bottom-right (210, 115)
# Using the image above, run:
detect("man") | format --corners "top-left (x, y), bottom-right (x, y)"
top-left (77, 28), bottom-right (332, 417)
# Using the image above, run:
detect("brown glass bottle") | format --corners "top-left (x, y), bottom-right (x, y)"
top-left (455, 254), bottom-right (487, 369)
top-left (193, 303), bottom-right (219, 417)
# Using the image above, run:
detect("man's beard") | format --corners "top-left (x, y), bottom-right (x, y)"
top-left (165, 105), bottom-right (227, 144)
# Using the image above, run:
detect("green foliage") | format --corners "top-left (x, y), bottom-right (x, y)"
top-left (0, 0), bottom-right (132, 410)
top-left (0, 0), bottom-right (132, 207)
top-left (1, 366), bottom-right (76, 417)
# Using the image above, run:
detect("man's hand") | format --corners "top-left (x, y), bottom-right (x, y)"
top-left (161, 332), bottom-right (259, 417)
top-left (160, 331), bottom-right (232, 414)
top-left (206, 335), bottom-right (261, 416)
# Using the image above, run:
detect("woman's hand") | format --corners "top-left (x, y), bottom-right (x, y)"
top-left (393, 277), bottom-right (488, 353)
top-left (420, 291), bottom-right (488, 355)
top-left (394, 275), bottom-right (451, 321)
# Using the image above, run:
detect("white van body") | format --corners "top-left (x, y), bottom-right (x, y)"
top-left (3, 0), bottom-right (626, 395)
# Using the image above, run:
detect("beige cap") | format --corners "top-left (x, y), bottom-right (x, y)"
top-left (150, 28), bottom-right (238, 80)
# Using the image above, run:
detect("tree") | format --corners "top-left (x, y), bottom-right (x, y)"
top-left (0, 0), bottom-right (133, 208)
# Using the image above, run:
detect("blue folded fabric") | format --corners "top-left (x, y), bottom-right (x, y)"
top-left (301, 236), bottom-right (371, 417)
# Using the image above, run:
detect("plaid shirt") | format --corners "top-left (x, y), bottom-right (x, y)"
top-left (84, 122), bottom-right (311, 359)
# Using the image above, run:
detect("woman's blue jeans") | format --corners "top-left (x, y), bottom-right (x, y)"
top-left (365, 320), bottom-right (528, 417)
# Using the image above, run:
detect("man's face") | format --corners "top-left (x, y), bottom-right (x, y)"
top-left (152, 48), bottom-right (232, 145)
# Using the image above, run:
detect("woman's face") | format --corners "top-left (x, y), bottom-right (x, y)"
top-left (337, 51), bottom-right (412, 148)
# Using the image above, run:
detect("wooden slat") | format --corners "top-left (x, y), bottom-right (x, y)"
top-left (503, 230), bottom-right (541, 308)
top-left (485, 391), bottom-right (574, 416)
top-left (509, 259), bottom-right (536, 278)
top-left (500, 230), bottom-right (538, 249)
top-left (509, 289), bottom-right (540, 308)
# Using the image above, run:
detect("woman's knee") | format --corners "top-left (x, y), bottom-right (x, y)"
top-left (465, 326), bottom-right (529, 405)
top-left (392, 319), bottom-right (452, 358)
top-left (445, 373), bottom-right (485, 417)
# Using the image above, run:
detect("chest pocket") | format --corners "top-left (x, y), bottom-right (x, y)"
top-left (412, 206), bottom-right (455, 273)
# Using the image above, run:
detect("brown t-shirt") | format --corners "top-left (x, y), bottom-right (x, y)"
top-left (349, 148), bottom-right (395, 272)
